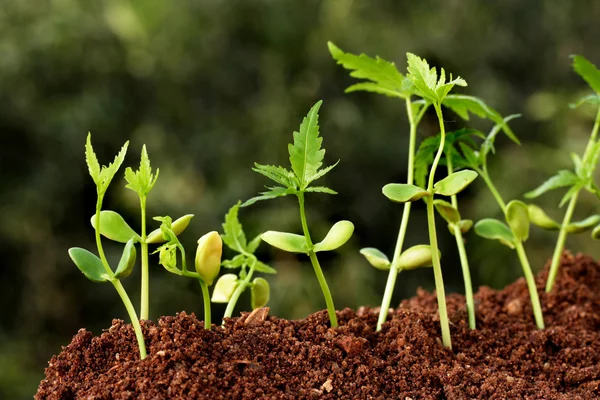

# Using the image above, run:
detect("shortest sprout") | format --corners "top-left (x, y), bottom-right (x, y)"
top-left (212, 274), bottom-right (239, 303)
top-left (251, 277), bottom-right (270, 309)
top-left (360, 247), bottom-right (391, 270)
top-left (397, 245), bottom-right (440, 271)
top-left (195, 231), bottom-right (223, 286)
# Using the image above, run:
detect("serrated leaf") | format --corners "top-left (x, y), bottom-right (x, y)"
top-left (156, 243), bottom-right (181, 275)
top-left (406, 53), bottom-right (439, 102)
top-left (572, 55), bottom-right (600, 94)
top-left (115, 238), bottom-right (137, 279)
top-left (305, 186), bottom-right (338, 194)
top-left (527, 204), bottom-right (561, 230)
top-left (68, 247), bottom-right (111, 283)
top-left (85, 133), bottom-right (101, 185)
top-left (261, 231), bottom-right (307, 253)
top-left (382, 183), bottom-right (429, 203)
top-left (398, 245), bottom-right (439, 271)
top-left (222, 254), bottom-right (246, 269)
top-left (433, 199), bottom-right (461, 224)
top-left (328, 42), bottom-right (411, 99)
top-left (252, 163), bottom-right (298, 189)
top-left (306, 161), bottom-right (339, 186)
top-left (458, 141), bottom-right (480, 169)
top-left (474, 218), bottom-right (516, 249)
top-left (251, 277), bottom-right (270, 309)
top-left (314, 220), bottom-right (354, 252)
top-left (211, 274), bottom-right (239, 303)
top-left (125, 145), bottom-right (159, 197)
top-left (433, 170), bottom-right (478, 196)
top-left (524, 170), bottom-right (580, 199)
top-left (91, 210), bottom-right (140, 243)
top-left (567, 215), bottom-right (600, 234)
top-left (254, 260), bottom-right (277, 274)
top-left (570, 94), bottom-right (600, 109)
top-left (246, 234), bottom-right (262, 254)
top-left (288, 101), bottom-right (325, 189)
top-left (86, 135), bottom-right (129, 194)
top-left (414, 129), bottom-right (483, 175)
top-left (241, 186), bottom-right (295, 207)
top-left (221, 201), bottom-right (247, 253)
top-left (506, 200), bottom-right (530, 242)
top-left (359, 247), bottom-right (390, 270)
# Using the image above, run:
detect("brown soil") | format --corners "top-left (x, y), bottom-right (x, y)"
top-left (36, 253), bottom-right (600, 399)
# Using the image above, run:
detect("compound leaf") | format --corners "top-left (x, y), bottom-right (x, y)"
top-left (288, 101), bottom-right (325, 189)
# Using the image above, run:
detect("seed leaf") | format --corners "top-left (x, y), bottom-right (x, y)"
top-left (506, 200), bottom-right (530, 242)
top-left (125, 145), bottom-right (159, 198)
top-left (261, 231), bottom-right (307, 253)
top-left (252, 163), bottom-right (298, 189)
top-left (241, 186), bottom-right (296, 207)
top-left (115, 238), bottom-right (137, 279)
top-left (221, 201), bottom-right (247, 253)
top-left (91, 210), bottom-right (141, 243)
top-left (474, 218), bottom-right (516, 249)
top-left (211, 274), bottom-right (239, 303)
top-left (314, 220), bottom-right (354, 252)
top-left (567, 214), bottom-right (600, 234)
top-left (572, 55), bottom-right (600, 95)
top-left (433, 199), bottom-right (461, 224)
top-left (254, 260), bottom-right (277, 274)
top-left (328, 42), bottom-right (411, 99)
top-left (398, 245), bottom-right (439, 271)
top-left (570, 94), bottom-right (600, 109)
top-left (288, 100), bottom-right (325, 189)
top-left (433, 170), bottom-right (478, 196)
top-left (382, 183), bottom-right (429, 203)
top-left (68, 247), bottom-right (111, 283)
top-left (359, 247), bottom-right (391, 270)
top-left (527, 204), bottom-right (561, 230)
top-left (251, 277), bottom-right (270, 309)
top-left (524, 170), bottom-right (580, 199)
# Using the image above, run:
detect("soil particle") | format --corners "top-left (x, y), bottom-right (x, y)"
top-left (36, 253), bottom-right (600, 399)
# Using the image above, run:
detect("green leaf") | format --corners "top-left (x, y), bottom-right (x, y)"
top-left (156, 243), bottom-right (181, 275)
top-left (246, 234), bottom-right (262, 254)
top-left (433, 199), bottom-right (461, 224)
top-left (251, 277), bottom-right (270, 309)
top-left (115, 238), bottom-right (137, 279)
top-left (85, 133), bottom-right (101, 185)
top-left (211, 274), bottom-right (239, 303)
top-left (328, 42), bottom-right (411, 99)
top-left (505, 200), bottom-right (530, 242)
top-left (288, 100), bottom-right (325, 189)
top-left (304, 186), bottom-right (338, 195)
top-left (382, 183), bottom-right (429, 203)
top-left (305, 161), bottom-right (339, 185)
top-left (241, 186), bottom-right (295, 207)
top-left (252, 163), bottom-right (298, 189)
top-left (91, 210), bottom-right (140, 243)
top-left (314, 220), bottom-right (354, 252)
top-left (146, 214), bottom-right (194, 244)
top-left (261, 231), bottom-right (307, 253)
top-left (85, 135), bottom-right (129, 194)
top-left (406, 53), bottom-right (467, 103)
top-left (221, 201), bottom-right (247, 253)
top-left (572, 55), bottom-right (600, 94)
top-left (458, 142), bottom-right (480, 169)
top-left (254, 260), bottom-right (277, 274)
top-left (359, 247), bottom-right (390, 270)
top-left (567, 215), bottom-right (600, 234)
top-left (448, 219), bottom-right (473, 236)
top-left (474, 218), bottom-right (516, 249)
top-left (524, 170), bottom-right (580, 199)
top-left (433, 170), bottom-right (478, 196)
top-left (222, 254), bottom-right (246, 269)
top-left (68, 247), bottom-right (111, 283)
top-left (397, 245), bottom-right (439, 271)
top-left (591, 224), bottom-right (600, 240)
top-left (570, 94), bottom-right (600, 109)
top-left (527, 204), bottom-right (561, 230)
top-left (479, 114), bottom-right (522, 165)
top-left (125, 145), bottom-right (159, 197)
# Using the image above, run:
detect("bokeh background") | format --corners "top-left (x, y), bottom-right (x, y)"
top-left (1, 0), bottom-right (600, 397)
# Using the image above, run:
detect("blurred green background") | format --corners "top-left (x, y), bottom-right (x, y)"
top-left (1, 0), bottom-right (600, 397)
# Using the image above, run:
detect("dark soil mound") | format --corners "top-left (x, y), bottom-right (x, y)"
top-left (36, 253), bottom-right (600, 399)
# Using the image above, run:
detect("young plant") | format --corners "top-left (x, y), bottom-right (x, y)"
top-left (211, 201), bottom-right (276, 323)
top-left (242, 100), bottom-right (354, 328)
top-left (525, 55), bottom-right (600, 293)
top-left (68, 134), bottom-right (147, 359)
top-left (153, 216), bottom-right (223, 329)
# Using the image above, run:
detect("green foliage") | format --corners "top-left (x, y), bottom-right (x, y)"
top-left (524, 170), bottom-right (580, 203)
top-left (359, 247), bottom-right (391, 270)
top-left (313, 220), bottom-right (354, 252)
top-left (68, 248), bottom-right (111, 283)
top-left (261, 231), bottom-right (307, 253)
top-left (85, 133), bottom-right (129, 195)
top-left (382, 183), bottom-right (429, 203)
top-left (250, 277), bottom-right (270, 309)
top-left (125, 145), bottom-right (159, 198)
top-left (406, 53), bottom-right (467, 104)
top-left (397, 245), bottom-right (439, 270)
top-left (505, 200), bottom-right (530, 242)
top-left (572, 55), bottom-right (600, 94)
top-left (433, 199), bottom-right (460, 224)
top-left (115, 239), bottom-right (137, 279)
top-left (90, 210), bottom-right (140, 243)
top-left (433, 170), bottom-right (478, 196)
top-left (474, 219), bottom-right (516, 249)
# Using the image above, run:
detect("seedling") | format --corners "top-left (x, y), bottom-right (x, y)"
top-left (525, 55), bottom-right (600, 293)
top-left (242, 100), bottom-right (354, 327)
top-left (153, 216), bottom-right (223, 329)
top-left (212, 201), bottom-right (276, 323)
top-left (68, 134), bottom-right (147, 359)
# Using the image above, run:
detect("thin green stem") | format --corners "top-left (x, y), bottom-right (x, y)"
top-left (376, 97), bottom-right (419, 332)
top-left (140, 196), bottom-right (149, 320)
top-left (198, 279), bottom-right (212, 329)
top-left (446, 155), bottom-right (476, 330)
top-left (223, 258), bottom-right (257, 321)
top-left (297, 192), bottom-right (338, 327)
top-left (514, 242), bottom-right (545, 329)
top-left (479, 168), bottom-right (507, 212)
top-left (425, 103), bottom-right (451, 349)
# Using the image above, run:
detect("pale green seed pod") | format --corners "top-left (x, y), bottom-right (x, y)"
top-left (251, 277), bottom-right (270, 309)
top-left (195, 231), bottom-right (222, 285)
top-left (314, 220), bottom-right (354, 252)
top-left (397, 245), bottom-right (440, 271)
top-left (211, 274), bottom-right (238, 303)
top-left (147, 214), bottom-right (195, 244)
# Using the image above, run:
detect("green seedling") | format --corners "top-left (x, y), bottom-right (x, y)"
top-left (525, 55), bottom-right (600, 293)
top-left (212, 201), bottom-right (276, 323)
top-left (153, 216), bottom-right (222, 329)
top-left (69, 134), bottom-right (147, 359)
top-left (448, 118), bottom-right (545, 329)
top-left (242, 100), bottom-right (354, 327)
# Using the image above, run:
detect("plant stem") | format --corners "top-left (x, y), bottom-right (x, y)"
top-left (426, 104), bottom-right (451, 349)
top-left (546, 106), bottom-right (600, 292)
top-left (446, 156), bottom-right (476, 330)
top-left (297, 192), bottom-right (338, 327)
top-left (376, 97), bottom-right (418, 332)
top-left (479, 167), bottom-right (507, 211)
top-left (223, 258), bottom-right (257, 321)
top-left (514, 242), bottom-right (545, 329)
top-left (140, 196), bottom-right (149, 320)
top-left (198, 279), bottom-right (212, 329)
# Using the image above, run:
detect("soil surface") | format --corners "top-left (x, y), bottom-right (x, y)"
top-left (36, 252), bottom-right (600, 399)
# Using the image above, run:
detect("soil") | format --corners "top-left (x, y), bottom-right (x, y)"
top-left (36, 252), bottom-right (600, 399)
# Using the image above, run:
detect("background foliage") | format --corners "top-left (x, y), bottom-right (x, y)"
top-left (1, 0), bottom-right (599, 397)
